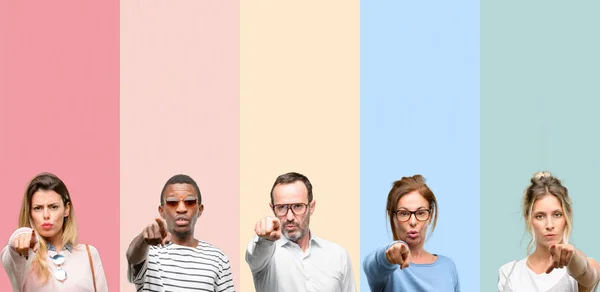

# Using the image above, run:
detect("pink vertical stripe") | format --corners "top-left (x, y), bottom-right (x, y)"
top-left (0, 0), bottom-right (119, 290)
top-left (119, 1), bottom-right (240, 290)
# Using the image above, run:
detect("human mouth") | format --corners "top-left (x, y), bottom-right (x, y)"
top-left (407, 230), bottom-right (419, 239)
top-left (175, 216), bottom-right (190, 226)
top-left (41, 223), bottom-right (53, 230)
top-left (544, 233), bottom-right (556, 238)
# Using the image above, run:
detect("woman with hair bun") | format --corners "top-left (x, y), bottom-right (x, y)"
top-left (363, 175), bottom-right (460, 291)
top-left (498, 171), bottom-right (600, 292)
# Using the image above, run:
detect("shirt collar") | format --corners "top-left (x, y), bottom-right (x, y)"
top-left (277, 230), bottom-right (322, 249)
top-left (48, 243), bottom-right (73, 253)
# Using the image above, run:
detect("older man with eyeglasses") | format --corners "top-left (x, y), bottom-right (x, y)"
top-left (246, 172), bottom-right (356, 292)
top-left (126, 174), bottom-right (235, 292)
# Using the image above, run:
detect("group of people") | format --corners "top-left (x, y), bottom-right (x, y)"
top-left (1, 171), bottom-right (598, 291)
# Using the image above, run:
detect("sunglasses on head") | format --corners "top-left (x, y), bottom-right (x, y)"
top-left (164, 197), bottom-right (198, 208)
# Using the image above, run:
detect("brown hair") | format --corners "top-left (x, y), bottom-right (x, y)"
top-left (19, 173), bottom-right (78, 285)
top-left (270, 172), bottom-right (313, 204)
top-left (386, 175), bottom-right (438, 241)
top-left (522, 171), bottom-right (572, 254)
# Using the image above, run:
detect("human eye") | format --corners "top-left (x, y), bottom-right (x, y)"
top-left (165, 199), bottom-right (179, 207)
top-left (553, 212), bottom-right (562, 218)
top-left (184, 198), bottom-right (197, 207)
top-left (535, 213), bottom-right (544, 220)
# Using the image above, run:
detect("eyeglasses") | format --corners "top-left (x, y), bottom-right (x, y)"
top-left (51, 253), bottom-right (67, 282)
top-left (164, 197), bottom-right (198, 208)
top-left (272, 203), bottom-right (309, 217)
top-left (393, 209), bottom-right (431, 222)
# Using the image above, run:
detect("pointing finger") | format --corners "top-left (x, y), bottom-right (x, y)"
top-left (155, 218), bottom-right (168, 235)
top-left (271, 217), bottom-right (280, 230)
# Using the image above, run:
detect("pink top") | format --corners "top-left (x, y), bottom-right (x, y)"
top-left (1, 227), bottom-right (108, 292)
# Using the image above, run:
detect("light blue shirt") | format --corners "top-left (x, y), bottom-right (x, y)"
top-left (363, 242), bottom-right (460, 292)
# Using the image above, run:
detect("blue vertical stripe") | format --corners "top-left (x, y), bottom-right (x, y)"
top-left (360, 0), bottom-right (480, 291)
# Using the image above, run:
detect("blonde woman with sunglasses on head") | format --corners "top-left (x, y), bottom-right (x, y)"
top-left (1, 173), bottom-right (107, 292)
top-left (498, 171), bottom-right (600, 292)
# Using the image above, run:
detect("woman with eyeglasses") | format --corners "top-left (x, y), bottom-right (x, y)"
top-left (498, 172), bottom-right (600, 292)
top-left (363, 175), bottom-right (460, 291)
top-left (1, 173), bottom-right (108, 291)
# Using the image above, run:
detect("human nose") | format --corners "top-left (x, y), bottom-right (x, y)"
top-left (43, 207), bottom-right (50, 219)
top-left (545, 217), bottom-right (554, 230)
top-left (409, 213), bottom-right (417, 226)
top-left (176, 201), bottom-right (187, 213)
top-left (285, 207), bottom-right (295, 221)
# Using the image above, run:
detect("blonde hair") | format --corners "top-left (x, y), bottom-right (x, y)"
top-left (522, 171), bottom-right (572, 254)
top-left (19, 173), bottom-right (78, 285)
top-left (386, 175), bottom-right (438, 241)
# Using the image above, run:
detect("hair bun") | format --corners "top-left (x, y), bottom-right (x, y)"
top-left (533, 171), bottom-right (553, 180)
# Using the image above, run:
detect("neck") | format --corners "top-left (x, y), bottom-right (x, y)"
top-left (171, 234), bottom-right (198, 247)
top-left (48, 233), bottom-right (64, 252)
top-left (294, 230), bottom-right (311, 252)
top-left (408, 244), bottom-right (428, 260)
top-left (530, 244), bottom-right (552, 265)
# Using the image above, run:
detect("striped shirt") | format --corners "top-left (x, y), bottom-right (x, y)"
top-left (128, 241), bottom-right (235, 292)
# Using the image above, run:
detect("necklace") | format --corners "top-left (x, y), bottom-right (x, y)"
top-left (50, 253), bottom-right (67, 281)
top-left (48, 243), bottom-right (72, 282)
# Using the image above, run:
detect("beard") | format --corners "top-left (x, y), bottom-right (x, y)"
top-left (173, 229), bottom-right (192, 240)
top-left (282, 216), bottom-right (310, 242)
top-left (169, 217), bottom-right (196, 240)
top-left (283, 226), bottom-right (306, 241)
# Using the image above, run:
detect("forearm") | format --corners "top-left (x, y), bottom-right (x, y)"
top-left (245, 235), bottom-right (276, 273)
top-left (363, 244), bottom-right (399, 289)
top-left (126, 232), bottom-right (149, 265)
top-left (568, 250), bottom-right (598, 287)
top-left (2, 228), bottom-right (34, 290)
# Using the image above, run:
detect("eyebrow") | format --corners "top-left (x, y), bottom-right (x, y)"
top-left (398, 206), bottom-right (428, 210)
top-left (166, 193), bottom-right (195, 197)
top-left (534, 209), bottom-right (563, 214)
top-left (166, 196), bottom-right (196, 200)
top-left (32, 202), bottom-right (60, 207)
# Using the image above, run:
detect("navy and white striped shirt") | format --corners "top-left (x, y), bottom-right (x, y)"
top-left (129, 241), bottom-right (235, 292)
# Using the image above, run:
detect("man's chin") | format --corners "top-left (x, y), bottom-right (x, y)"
top-left (172, 228), bottom-right (192, 239)
top-left (283, 231), bottom-right (302, 242)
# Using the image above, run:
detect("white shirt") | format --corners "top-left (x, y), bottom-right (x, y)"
top-left (498, 258), bottom-right (587, 292)
top-left (128, 241), bottom-right (235, 292)
top-left (245, 233), bottom-right (356, 292)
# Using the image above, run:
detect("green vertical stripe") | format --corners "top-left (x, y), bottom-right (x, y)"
top-left (481, 1), bottom-right (600, 290)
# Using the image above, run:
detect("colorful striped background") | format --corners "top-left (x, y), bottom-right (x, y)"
top-left (1, 1), bottom-right (598, 291)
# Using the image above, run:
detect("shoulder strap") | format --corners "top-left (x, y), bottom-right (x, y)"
top-left (86, 244), bottom-right (97, 292)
